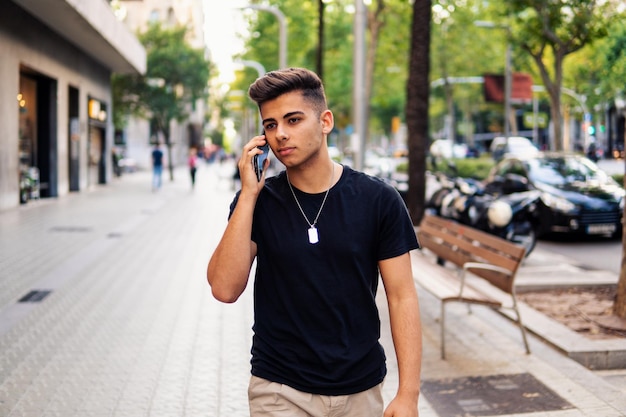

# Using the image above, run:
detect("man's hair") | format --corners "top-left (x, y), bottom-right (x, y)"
top-left (248, 67), bottom-right (327, 115)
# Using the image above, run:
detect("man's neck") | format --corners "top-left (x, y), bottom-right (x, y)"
top-left (287, 159), bottom-right (340, 194)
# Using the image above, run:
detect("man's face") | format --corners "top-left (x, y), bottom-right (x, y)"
top-left (260, 91), bottom-right (333, 169)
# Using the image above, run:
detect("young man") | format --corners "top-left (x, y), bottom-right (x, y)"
top-left (207, 68), bottom-right (422, 417)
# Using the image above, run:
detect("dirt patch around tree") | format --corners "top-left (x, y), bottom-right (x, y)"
top-left (518, 286), bottom-right (626, 340)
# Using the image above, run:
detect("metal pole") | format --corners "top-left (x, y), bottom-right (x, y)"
top-left (475, 21), bottom-right (511, 146)
top-left (353, 0), bottom-right (366, 171)
top-left (242, 5), bottom-right (287, 69)
top-left (234, 60), bottom-right (266, 79)
top-left (504, 42), bottom-right (512, 147)
top-left (532, 92), bottom-right (539, 145)
top-left (234, 60), bottom-right (266, 131)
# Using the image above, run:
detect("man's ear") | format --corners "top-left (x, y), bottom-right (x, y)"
top-left (321, 110), bottom-right (334, 134)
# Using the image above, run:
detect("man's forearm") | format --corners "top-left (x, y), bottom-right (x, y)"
top-left (207, 193), bottom-right (257, 302)
top-left (390, 295), bottom-right (422, 400)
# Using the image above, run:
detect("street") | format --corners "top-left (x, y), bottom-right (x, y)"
top-left (537, 235), bottom-right (622, 275)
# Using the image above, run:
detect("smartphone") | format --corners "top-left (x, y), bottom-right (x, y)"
top-left (253, 132), bottom-right (270, 181)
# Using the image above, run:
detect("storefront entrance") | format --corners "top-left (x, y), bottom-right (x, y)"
top-left (68, 87), bottom-right (80, 191)
top-left (87, 97), bottom-right (108, 186)
top-left (18, 69), bottom-right (58, 203)
top-left (88, 125), bottom-right (105, 186)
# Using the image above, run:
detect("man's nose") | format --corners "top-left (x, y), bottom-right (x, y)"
top-left (276, 125), bottom-right (288, 141)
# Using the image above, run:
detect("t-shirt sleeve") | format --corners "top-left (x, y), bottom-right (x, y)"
top-left (377, 185), bottom-right (420, 260)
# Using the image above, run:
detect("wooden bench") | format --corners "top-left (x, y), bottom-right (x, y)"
top-left (414, 213), bottom-right (531, 359)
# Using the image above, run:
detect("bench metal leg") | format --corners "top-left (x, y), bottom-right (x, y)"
top-left (513, 305), bottom-right (531, 354)
top-left (441, 302), bottom-right (446, 359)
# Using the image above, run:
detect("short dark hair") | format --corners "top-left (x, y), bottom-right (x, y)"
top-left (248, 68), bottom-right (327, 115)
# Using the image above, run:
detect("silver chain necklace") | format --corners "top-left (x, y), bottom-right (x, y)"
top-left (286, 163), bottom-right (335, 244)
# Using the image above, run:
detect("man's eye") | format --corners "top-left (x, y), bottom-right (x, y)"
top-left (288, 118), bottom-right (300, 124)
top-left (265, 123), bottom-right (276, 130)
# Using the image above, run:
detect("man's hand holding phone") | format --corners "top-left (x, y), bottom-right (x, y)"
top-left (253, 131), bottom-right (270, 182)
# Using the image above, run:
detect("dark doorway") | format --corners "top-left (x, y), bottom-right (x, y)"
top-left (18, 69), bottom-right (58, 200)
top-left (68, 86), bottom-right (80, 191)
top-left (36, 76), bottom-right (58, 197)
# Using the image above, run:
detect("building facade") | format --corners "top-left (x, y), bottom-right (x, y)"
top-left (0, 0), bottom-right (145, 211)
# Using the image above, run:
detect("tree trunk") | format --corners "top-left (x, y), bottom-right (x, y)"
top-left (615, 118), bottom-right (626, 318)
top-left (528, 50), bottom-right (565, 150)
top-left (364, 0), bottom-right (386, 144)
top-left (616, 224), bottom-right (626, 318)
top-left (163, 127), bottom-right (174, 181)
top-left (405, 0), bottom-right (431, 225)
top-left (316, 0), bottom-right (324, 79)
top-left (548, 88), bottom-right (563, 150)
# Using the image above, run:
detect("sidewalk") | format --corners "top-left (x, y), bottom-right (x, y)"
top-left (0, 164), bottom-right (625, 416)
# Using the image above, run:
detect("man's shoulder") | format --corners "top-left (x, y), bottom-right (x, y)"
top-left (343, 166), bottom-right (393, 191)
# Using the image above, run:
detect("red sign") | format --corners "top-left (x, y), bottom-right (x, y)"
top-left (483, 73), bottom-right (533, 104)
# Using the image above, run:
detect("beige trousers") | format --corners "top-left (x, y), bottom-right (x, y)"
top-left (248, 375), bottom-right (384, 417)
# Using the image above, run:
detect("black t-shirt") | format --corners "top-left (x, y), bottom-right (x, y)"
top-left (229, 166), bottom-right (419, 395)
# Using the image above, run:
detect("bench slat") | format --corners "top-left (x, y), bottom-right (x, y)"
top-left (418, 215), bottom-right (526, 293)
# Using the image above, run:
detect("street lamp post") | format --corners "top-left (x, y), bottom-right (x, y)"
top-left (241, 5), bottom-right (287, 69)
top-left (234, 60), bottom-right (266, 79)
top-left (475, 21), bottom-right (512, 144)
top-left (353, 0), bottom-right (367, 171)
top-left (234, 60), bottom-right (266, 136)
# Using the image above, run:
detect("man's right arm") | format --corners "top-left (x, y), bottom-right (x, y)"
top-left (207, 191), bottom-right (257, 303)
top-left (207, 134), bottom-right (268, 303)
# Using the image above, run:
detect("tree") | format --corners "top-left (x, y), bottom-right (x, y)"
top-left (594, 22), bottom-right (626, 319)
top-left (556, 14), bottom-right (626, 319)
top-left (405, 0), bottom-right (431, 225)
top-left (502, 1), bottom-right (611, 150)
top-left (112, 23), bottom-right (212, 180)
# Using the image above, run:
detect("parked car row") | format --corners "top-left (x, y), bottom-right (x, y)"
top-left (429, 136), bottom-right (541, 162)
top-left (487, 152), bottom-right (624, 238)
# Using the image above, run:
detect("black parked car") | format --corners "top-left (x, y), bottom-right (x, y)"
top-left (485, 153), bottom-right (625, 238)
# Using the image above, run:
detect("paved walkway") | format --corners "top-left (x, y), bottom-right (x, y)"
top-left (0, 163), bottom-right (625, 416)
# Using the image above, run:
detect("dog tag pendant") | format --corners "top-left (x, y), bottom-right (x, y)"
top-left (308, 226), bottom-right (319, 244)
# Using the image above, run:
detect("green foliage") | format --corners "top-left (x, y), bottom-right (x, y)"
top-left (233, 0), bottom-right (413, 138)
top-left (428, 156), bottom-right (494, 180)
top-left (229, 0), bottom-right (626, 149)
top-left (596, 20), bottom-right (626, 98)
top-left (112, 23), bottom-right (213, 134)
top-left (451, 157), bottom-right (494, 180)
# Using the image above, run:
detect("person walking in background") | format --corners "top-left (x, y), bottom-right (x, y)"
top-left (188, 148), bottom-right (198, 189)
top-left (151, 142), bottom-right (164, 191)
top-left (111, 148), bottom-right (122, 177)
top-left (207, 68), bottom-right (422, 417)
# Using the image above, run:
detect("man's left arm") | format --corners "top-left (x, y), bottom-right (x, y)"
top-left (379, 252), bottom-right (422, 417)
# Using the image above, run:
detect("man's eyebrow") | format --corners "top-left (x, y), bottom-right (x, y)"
top-left (283, 111), bottom-right (305, 119)
top-left (262, 111), bottom-right (305, 125)
top-left (261, 117), bottom-right (276, 125)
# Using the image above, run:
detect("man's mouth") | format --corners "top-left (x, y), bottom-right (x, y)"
top-left (277, 147), bottom-right (295, 156)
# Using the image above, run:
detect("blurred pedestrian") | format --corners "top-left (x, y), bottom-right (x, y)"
top-left (207, 68), bottom-right (422, 417)
top-left (111, 148), bottom-right (122, 177)
top-left (188, 148), bottom-right (198, 189)
top-left (151, 142), bottom-right (163, 191)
